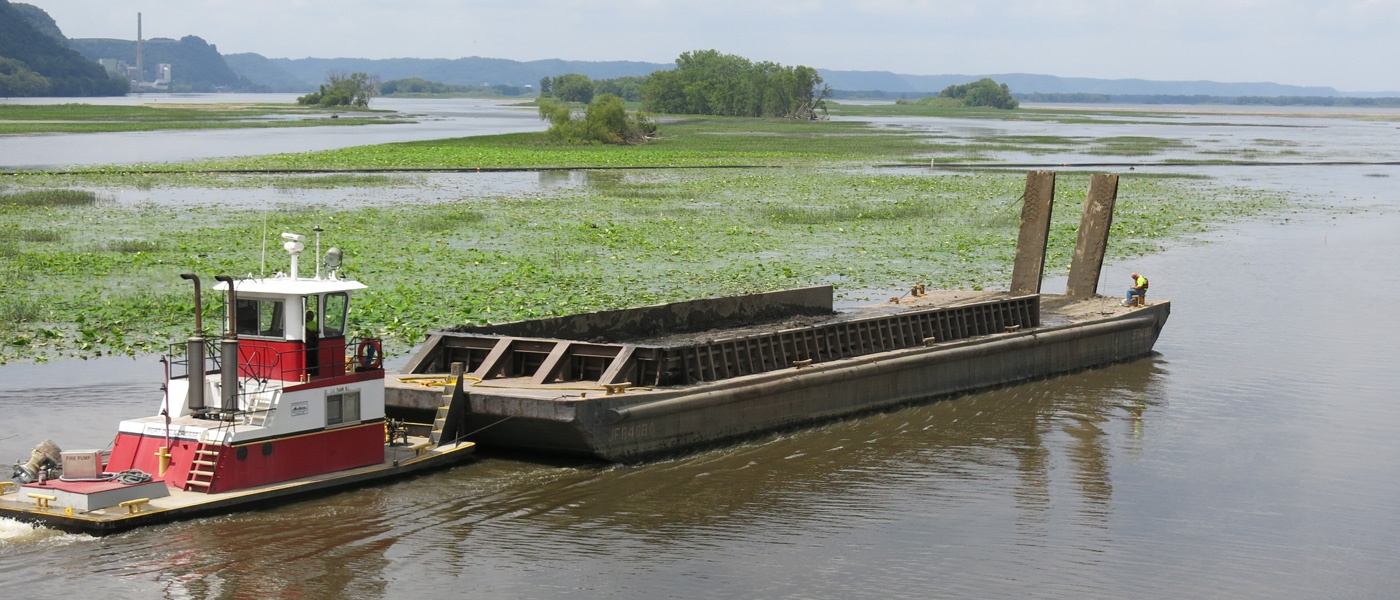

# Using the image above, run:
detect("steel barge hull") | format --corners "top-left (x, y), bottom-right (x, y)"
top-left (389, 287), bottom-right (1169, 462)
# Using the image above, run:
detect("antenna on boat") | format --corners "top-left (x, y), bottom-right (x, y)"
top-left (313, 225), bottom-right (323, 280)
top-left (260, 212), bottom-right (268, 278)
top-left (281, 232), bottom-right (305, 279)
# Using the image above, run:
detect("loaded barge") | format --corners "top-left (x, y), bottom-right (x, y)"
top-left (388, 172), bottom-right (1168, 461)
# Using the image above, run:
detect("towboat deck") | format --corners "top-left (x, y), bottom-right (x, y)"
top-left (0, 437), bottom-right (475, 534)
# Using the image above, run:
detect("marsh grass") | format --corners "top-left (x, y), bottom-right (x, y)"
top-left (18, 229), bottom-right (63, 242)
top-left (106, 239), bottom-right (162, 253)
top-left (0, 104), bottom-right (405, 135)
top-left (760, 199), bottom-right (949, 224)
top-left (411, 204), bottom-right (486, 232)
top-left (1083, 136), bottom-right (1194, 156)
top-left (0, 298), bottom-right (39, 323)
top-left (173, 118), bottom-right (942, 172)
top-left (271, 174), bottom-right (400, 189)
top-left (0, 189), bottom-right (99, 207)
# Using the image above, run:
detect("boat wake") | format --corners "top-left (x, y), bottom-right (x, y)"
top-left (0, 517), bottom-right (90, 545)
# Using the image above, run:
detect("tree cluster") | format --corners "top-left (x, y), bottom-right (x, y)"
top-left (379, 77), bottom-right (527, 97)
top-left (297, 71), bottom-right (378, 108)
top-left (640, 50), bottom-right (830, 119)
top-left (938, 78), bottom-right (1019, 109)
top-left (537, 94), bottom-right (657, 145)
top-left (538, 74), bottom-right (648, 103)
top-left (539, 73), bottom-right (595, 103)
top-left (593, 76), bottom-right (646, 102)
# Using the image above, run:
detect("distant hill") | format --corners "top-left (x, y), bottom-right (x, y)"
top-left (237, 56), bottom-right (1393, 100)
top-left (223, 52), bottom-right (310, 92)
top-left (10, 1), bottom-right (64, 41)
top-left (818, 70), bottom-right (1398, 98)
top-left (67, 35), bottom-right (259, 93)
top-left (0, 0), bottom-right (126, 96)
top-left (254, 56), bottom-right (671, 89)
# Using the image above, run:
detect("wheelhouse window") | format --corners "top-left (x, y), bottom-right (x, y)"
top-left (326, 391), bottom-right (360, 426)
top-left (234, 298), bottom-right (285, 338)
top-left (323, 293), bottom-right (348, 338)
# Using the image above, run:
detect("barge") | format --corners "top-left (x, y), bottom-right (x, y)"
top-left (3, 232), bottom-right (474, 534)
top-left (388, 287), bottom-right (1168, 461)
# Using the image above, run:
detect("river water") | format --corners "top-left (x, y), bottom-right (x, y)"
top-left (1, 101), bottom-right (1398, 598)
top-left (0, 95), bottom-right (544, 169)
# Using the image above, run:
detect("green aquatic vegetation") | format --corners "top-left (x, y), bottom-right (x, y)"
top-left (0, 189), bottom-right (98, 207)
top-left (105, 239), bottom-right (162, 253)
top-left (0, 169), bottom-right (1291, 364)
top-left (0, 118), bottom-right (402, 135)
top-left (1084, 136), bottom-right (1193, 156)
top-left (0, 103), bottom-right (406, 135)
top-left (269, 174), bottom-right (401, 189)
top-left (1, 103), bottom-right (319, 121)
top-left (410, 204), bottom-right (486, 232)
top-left (170, 119), bottom-right (940, 172)
top-left (17, 228), bottom-right (62, 242)
top-left (0, 168), bottom-right (1288, 363)
top-left (1251, 139), bottom-right (1300, 147)
top-left (1, 171), bottom-right (410, 190)
top-left (0, 298), bottom-right (40, 323)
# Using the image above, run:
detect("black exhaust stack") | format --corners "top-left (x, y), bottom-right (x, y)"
top-left (214, 275), bottom-right (240, 419)
top-left (179, 274), bottom-right (208, 417)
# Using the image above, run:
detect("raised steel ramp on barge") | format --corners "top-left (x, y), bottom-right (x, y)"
top-left (402, 291), bottom-right (1040, 388)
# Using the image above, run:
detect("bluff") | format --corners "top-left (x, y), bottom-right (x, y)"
top-left (0, 0), bottom-right (126, 96)
top-left (67, 35), bottom-right (259, 93)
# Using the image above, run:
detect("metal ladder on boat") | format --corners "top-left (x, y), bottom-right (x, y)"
top-left (184, 442), bottom-right (222, 493)
top-left (429, 382), bottom-right (453, 445)
top-left (430, 363), bottom-right (466, 445)
top-left (243, 390), bottom-right (278, 427)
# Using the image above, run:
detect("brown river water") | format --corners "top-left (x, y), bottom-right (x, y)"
top-left (1, 101), bottom-right (1398, 598)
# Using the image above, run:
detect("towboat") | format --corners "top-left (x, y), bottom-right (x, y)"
top-left (2, 231), bottom-right (475, 535)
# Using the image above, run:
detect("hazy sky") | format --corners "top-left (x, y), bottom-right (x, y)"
top-left (24, 0), bottom-right (1400, 92)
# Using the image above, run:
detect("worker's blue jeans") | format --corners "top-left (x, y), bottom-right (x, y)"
top-left (1126, 288), bottom-right (1146, 302)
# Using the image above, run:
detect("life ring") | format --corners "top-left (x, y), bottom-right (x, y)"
top-left (356, 338), bottom-right (383, 371)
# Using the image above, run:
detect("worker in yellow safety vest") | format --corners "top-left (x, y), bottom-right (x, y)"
top-left (1123, 272), bottom-right (1149, 306)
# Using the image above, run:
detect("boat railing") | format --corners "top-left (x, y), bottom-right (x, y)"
top-left (237, 336), bottom-right (384, 383)
top-left (165, 339), bottom-right (223, 380)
